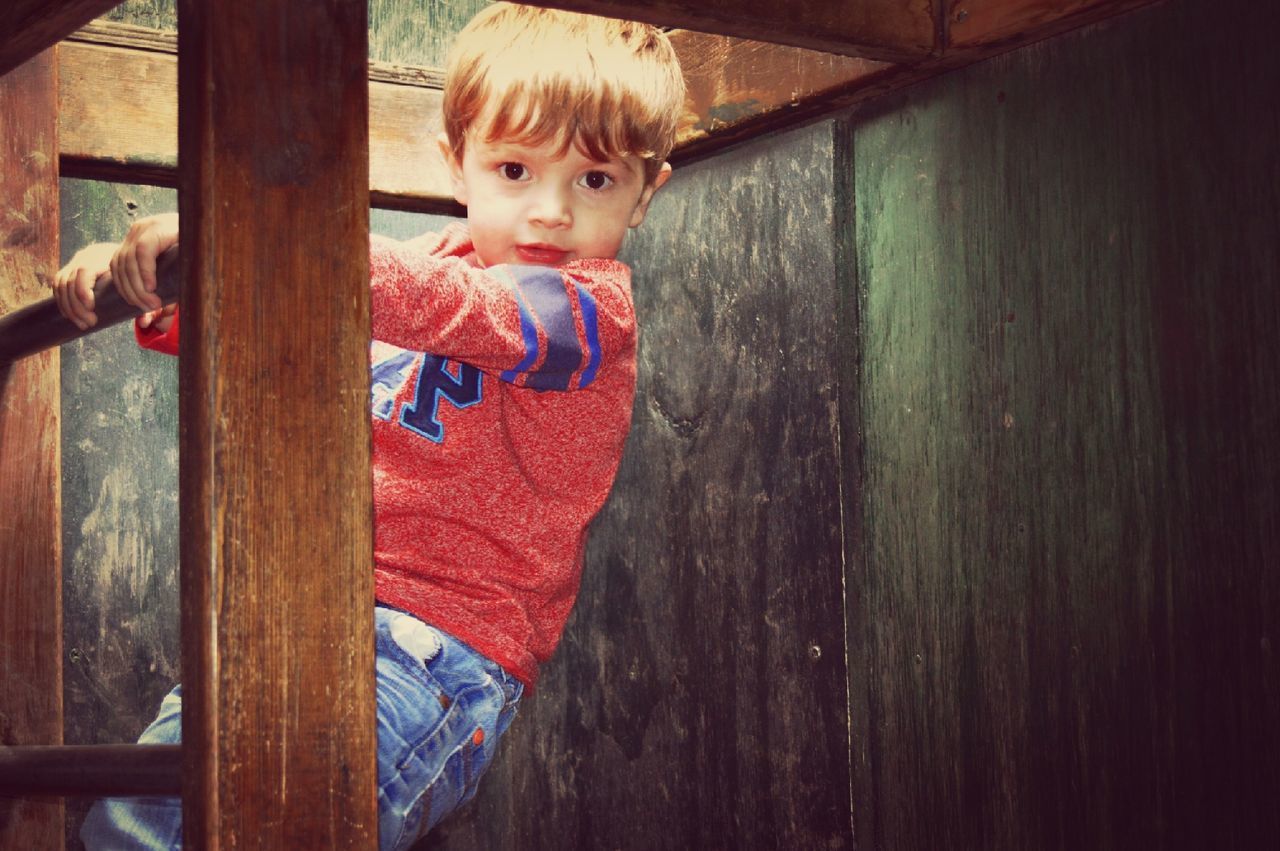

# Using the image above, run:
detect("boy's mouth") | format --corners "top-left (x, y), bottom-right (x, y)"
top-left (515, 244), bottom-right (570, 265)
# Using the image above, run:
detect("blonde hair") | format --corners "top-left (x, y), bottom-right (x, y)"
top-left (443, 3), bottom-right (686, 185)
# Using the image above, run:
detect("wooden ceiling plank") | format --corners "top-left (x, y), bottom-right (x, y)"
top-left (945, 0), bottom-right (1164, 53)
top-left (671, 30), bottom-right (897, 156)
top-left (57, 30), bottom-right (461, 212)
top-left (55, 1), bottom-right (1167, 209)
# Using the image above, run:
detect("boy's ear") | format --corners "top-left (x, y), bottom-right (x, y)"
top-left (437, 132), bottom-right (468, 206)
top-left (629, 162), bottom-right (672, 229)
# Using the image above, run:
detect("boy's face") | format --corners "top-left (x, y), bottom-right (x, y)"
top-left (439, 128), bottom-right (671, 268)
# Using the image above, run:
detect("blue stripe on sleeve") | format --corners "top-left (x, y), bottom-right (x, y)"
top-left (575, 284), bottom-right (602, 389)
top-left (497, 268), bottom-right (541, 385)
top-left (507, 266), bottom-right (582, 391)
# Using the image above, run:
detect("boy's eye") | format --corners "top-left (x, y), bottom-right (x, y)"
top-left (579, 171), bottom-right (613, 191)
top-left (501, 163), bottom-right (528, 181)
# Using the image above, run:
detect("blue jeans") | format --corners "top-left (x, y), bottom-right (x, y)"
top-left (81, 607), bottom-right (523, 850)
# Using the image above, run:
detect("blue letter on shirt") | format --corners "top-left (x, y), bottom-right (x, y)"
top-left (400, 355), bottom-right (482, 443)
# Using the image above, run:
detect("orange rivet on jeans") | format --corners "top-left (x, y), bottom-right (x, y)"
top-left (472, 728), bottom-right (485, 746)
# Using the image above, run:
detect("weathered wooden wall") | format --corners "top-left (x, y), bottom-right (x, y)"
top-left (51, 0), bottom-right (1280, 848)
top-left (845, 0), bottom-right (1279, 847)
top-left (431, 121), bottom-right (853, 850)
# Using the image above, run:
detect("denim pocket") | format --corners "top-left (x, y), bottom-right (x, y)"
top-left (374, 609), bottom-right (522, 848)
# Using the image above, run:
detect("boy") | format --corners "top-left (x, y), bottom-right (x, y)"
top-left (53, 4), bottom-right (685, 848)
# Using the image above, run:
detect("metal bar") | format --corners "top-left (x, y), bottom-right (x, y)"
top-left (0, 745), bottom-right (182, 798)
top-left (0, 246), bottom-right (179, 365)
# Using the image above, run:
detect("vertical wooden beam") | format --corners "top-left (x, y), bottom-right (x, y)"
top-left (0, 48), bottom-right (64, 851)
top-left (176, 0), bottom-right (377, 846)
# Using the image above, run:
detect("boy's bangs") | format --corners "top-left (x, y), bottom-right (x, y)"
top-left (443, 4), bottom-right (686, 182)
top-left (481, 82), bottom-right (660, 168)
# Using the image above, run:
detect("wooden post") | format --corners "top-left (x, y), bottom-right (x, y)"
top-left (0, 48), bottom-right (64, 851)
top-left (176, 0), bottom-right (377, 846)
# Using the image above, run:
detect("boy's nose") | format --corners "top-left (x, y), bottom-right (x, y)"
top-left (528, 186), bottom-right (572, 228)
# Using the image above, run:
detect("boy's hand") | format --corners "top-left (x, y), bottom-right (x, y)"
top-left (53, 242), bottom-right (116, 330)
top-left (111, 213), bottom-right (180, 314)
top-left (138, 302), bottom-right (178, 334)
top-left (51, 213), bottom-right (179, 331)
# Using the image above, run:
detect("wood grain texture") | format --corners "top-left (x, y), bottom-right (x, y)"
top-left (846, 0), bottom-right (1279, 846)
top-left (0, 48), bottom-right (64, 851)
top-left (535, 0), bottom-right (938, 61)
top-left (0, 0), bottom-right (117, 76)
top-left (671, 29), bottom-right (898, 158)
top-left (57, 38), bottom-right (178, 184)
top-left (426, 122), bottom-right (854, 850)
top-left (56, 28), bottom-right (460, 213)
top-left (176, 0), bottom-right (377, 846)
top-left (945, 0), bottom-right (1163, 52)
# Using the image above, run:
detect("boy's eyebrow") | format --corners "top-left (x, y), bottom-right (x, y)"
top-left (478, 138), bottom-right (640, 169)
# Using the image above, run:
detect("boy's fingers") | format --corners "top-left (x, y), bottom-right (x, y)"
top-left (78, 269), bottom-right (99, 328)
top-left (125, 246), bottom-right (163, 311)
top-left (109, 252), bottom-right (127, 304)
top-left (112, 246), bottom-right (149, 310)
top-left (52, 278), bottom-right (76, 328)
top-left (60, 268), bottom-right (97, 329)
top-left (138, 241), bottom-right (159, 295)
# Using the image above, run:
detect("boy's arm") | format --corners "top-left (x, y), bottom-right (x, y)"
top-left (370, 236), bottom-right (635, 391)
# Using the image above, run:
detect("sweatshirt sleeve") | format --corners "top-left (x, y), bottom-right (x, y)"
top-left (135, 311), bottom-right (180, 355)
top-left (369, 235), bottom-right (635, 392)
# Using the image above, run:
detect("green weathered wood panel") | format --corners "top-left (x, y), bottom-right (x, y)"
top-left (100, 0), bottom-right (175, 30)
top-left (99, 0), bottom-right (491, 66)
top-left (430, 122), bottom-right (853, 850)
top-left (369, 0), bottom-right (491, 66)
top-left (58, 179), bottom-right (181, 848)
top-left (847, 0), bottom-right (1280, 847)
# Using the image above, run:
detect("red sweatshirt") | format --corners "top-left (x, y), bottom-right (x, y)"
top-left (137, 223), bottom-right (637, 686)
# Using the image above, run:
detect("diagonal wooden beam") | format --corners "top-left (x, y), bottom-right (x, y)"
top-left (670, 31), bottom-right (907, 162)
top-left (0, 0), bottom-right (118, 77)
top-left (532, 0), bottom-right (941, 62)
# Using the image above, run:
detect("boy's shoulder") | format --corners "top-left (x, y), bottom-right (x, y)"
top-left (373, 221), bottom-right (474, 261)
